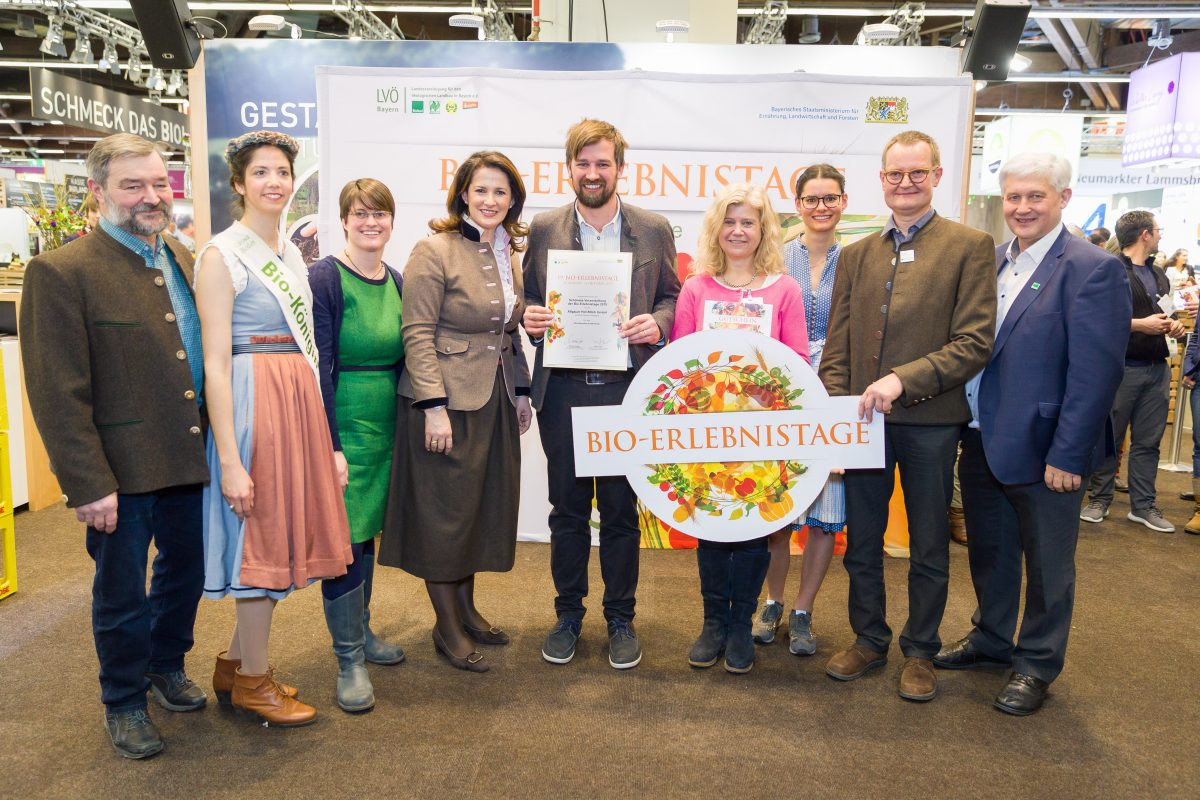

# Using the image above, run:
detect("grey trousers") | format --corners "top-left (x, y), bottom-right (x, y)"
top-left (1087, 361), bottom-right (1170, 511)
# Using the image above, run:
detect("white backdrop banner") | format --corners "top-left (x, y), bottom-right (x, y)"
top-left (316, 67), bottom-right (973, 268)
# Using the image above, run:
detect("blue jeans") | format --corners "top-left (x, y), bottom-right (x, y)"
top-left (84, 484), bottom-right (204, 712)
top-left (1191, 382), bottom-right (1200, 477)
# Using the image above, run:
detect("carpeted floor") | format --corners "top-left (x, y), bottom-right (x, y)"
top-left (1, 471), bottom-right (1198, 800)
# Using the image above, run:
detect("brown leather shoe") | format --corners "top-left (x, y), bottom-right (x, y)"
top-left (231, 668), bottom-right (316, 727)
top-left (898, 656), bottom-right (937, 701)
top-left (213, 651), bottom-right (296, 706)
top-left (1186, 479), bottom-right (1200, 535)
top-left (825, 643), bottom-right (887, 681)
top-left (948, 507), bottom-right (967, 545)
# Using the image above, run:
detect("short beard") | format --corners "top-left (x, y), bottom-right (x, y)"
top-left (101, 194), bottom-right (170, 237)
top-left (573, 180), bottom-right (615, 210)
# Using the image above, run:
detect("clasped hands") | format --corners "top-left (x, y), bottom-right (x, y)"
top-left (1134, 313), bottom-right (1185, 338)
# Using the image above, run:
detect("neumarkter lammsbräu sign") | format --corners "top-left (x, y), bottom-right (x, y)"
top-left (30, 69), bottom-right (188, 150)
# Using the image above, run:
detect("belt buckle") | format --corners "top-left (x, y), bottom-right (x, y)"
top-left (585, 371), bottom-right (605, 385)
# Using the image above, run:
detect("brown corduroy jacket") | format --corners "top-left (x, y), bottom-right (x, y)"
top-left (19, 227), bottom-right (209, 507)
top-left (818, 213), bottom-right (997, 425)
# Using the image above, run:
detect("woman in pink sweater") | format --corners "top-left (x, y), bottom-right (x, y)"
top-left (671, 183), bottom-right (809, 673)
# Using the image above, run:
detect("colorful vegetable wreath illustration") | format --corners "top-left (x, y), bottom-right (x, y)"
top-left (545, 290), bottom-right (566, 343)
top-left (644, 348), bottom-right (807, 524)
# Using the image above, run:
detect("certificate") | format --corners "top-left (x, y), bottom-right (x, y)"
top-left (543, 249), bottom-right (633, 370)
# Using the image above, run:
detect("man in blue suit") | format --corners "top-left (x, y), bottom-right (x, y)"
top-left (933, 152), bottom-right (1130, 715)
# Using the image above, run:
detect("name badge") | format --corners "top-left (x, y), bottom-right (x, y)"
top-left (899, 250), bottom-right (915, 263)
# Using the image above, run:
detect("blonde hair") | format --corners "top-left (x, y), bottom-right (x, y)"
top-left (694, 183), bottom-right (784, 278)
top-left (881, 130), bottom-right (941, 169)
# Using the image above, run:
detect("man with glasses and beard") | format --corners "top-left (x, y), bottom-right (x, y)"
top-left (21, 134), bottom-right (209, 758)
top-left (819, 130), bottom-right (997, 702)
top-left (522, 119), bottom-right (680, 670)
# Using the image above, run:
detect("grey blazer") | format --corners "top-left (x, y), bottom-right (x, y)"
top-left (522, 202), bottom-right (680, 410)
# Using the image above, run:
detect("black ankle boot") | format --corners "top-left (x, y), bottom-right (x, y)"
top-left (725, 543), bottom-right (771, 674)
top-left (689, 546), bottom-right (730, 668)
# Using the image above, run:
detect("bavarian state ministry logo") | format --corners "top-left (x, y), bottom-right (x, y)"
top-left (865, 96), bottom-right (909, 123)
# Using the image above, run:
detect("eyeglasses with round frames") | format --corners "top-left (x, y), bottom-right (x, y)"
top-left (349, 210), bottom-right (392, 221)
top-left (799, 194), bottom-right (844, 209)
top-left (882, 169), bottom-right (932, 185)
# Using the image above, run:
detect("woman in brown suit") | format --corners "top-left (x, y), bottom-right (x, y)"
top-left (380, 151), bottom-right (533, 672)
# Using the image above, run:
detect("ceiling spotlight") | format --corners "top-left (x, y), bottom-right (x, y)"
top-left (1010, 53), bottom-right (1032, 72)
top-left (165, 69), bottom-right (183, 97)
top-left (655, 19), bottom-right (689, 44)
top-left (248, 14), bottom-right (302, 39)
top-left (98, 41), bottom-right (120, 74)
top-left (974, 79), bottom-right (987, 91)
top-left (40, 16), bottom-right (67, 58)
top-left (126, 49), bottom-right (144, 86)
top-left (856, 22), bottom-right (901, 45)
top-left (146, 67), bottom-right (167, 93)
top-left (449, 14), bottom-right (484, 41)
top-left (69, 29), bottom-right (95, 65)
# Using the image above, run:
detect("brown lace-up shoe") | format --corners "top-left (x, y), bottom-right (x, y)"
top-left (213, 651), bottom-right (296, 706)
top-left (898, 656), bottom-right (937, 701)
top-left (825, 643), bottom-right (887, 680)
top-left (231, 668), bottom-right (316, 727)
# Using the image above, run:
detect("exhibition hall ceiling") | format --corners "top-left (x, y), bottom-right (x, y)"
top-left (0, 1), bottom-right (1195, 159)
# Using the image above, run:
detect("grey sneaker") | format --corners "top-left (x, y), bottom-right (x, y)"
top-left (541, 618), bottom-right (581, 664)
top-left (752, 601), bottom-right (784, 644)
top-left (1079, 500), bottom-right (1108, 523)
top-left (1128, 507), bottom-right (1175, 533)
top-left (607, 619), bottom-right (642, 669)
top-left (788, 610), bottom-right (816, 656)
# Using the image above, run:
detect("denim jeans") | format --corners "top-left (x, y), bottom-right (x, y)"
top-left (1191, 382), bottom-right (1200, 477)
top-left (84, 484), bottom-right (204, 712)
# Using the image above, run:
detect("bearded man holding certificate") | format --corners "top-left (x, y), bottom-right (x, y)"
top-left (523, 118), bottom-right (680, 670)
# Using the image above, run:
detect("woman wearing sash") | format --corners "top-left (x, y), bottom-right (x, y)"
top-left (752, 164), bottom-right (849, 657)
top-left (310, 178), bottom-right (406, 713)
top-left (379, 151), bottom-right (533, 673)
top-left (672, 183), bottom-right (809, 674)
top-left (195, 130), bottom-right (352, 726)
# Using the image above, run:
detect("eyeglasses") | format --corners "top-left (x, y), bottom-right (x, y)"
top-left (799, 194), bottom-right (844, 209)
top-left (882, 169), bottom-right (932, 185)
top-left (350, 210), bottom-right (392, 221)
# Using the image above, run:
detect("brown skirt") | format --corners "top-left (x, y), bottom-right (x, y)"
top-left (378, 374), bottom-right (520, 581)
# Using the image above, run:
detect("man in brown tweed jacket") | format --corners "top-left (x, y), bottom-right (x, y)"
top-left (21, 134), bottom-right (209, 758)
top-left (818, 130), bottom-right (996, 702)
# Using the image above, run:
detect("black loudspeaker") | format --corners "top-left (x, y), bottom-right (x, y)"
top-left (962, 0), bottom-right (1032, 82)
top-left (129, 0), bottom-right (202, 69)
